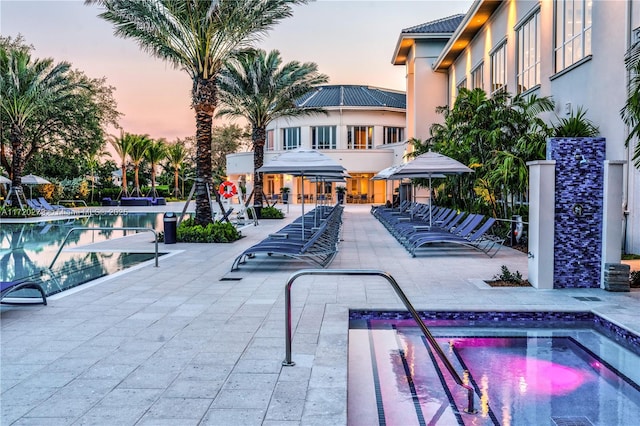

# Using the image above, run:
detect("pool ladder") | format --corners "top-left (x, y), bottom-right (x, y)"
top-left (282, 269), bottom-right (477, 414)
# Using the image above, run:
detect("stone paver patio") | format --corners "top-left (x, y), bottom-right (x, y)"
top-left (2, 204), bottom-right (639, 425)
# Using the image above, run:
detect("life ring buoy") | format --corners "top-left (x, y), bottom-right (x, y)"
top-left (218, 181), bottom-right (237, 199)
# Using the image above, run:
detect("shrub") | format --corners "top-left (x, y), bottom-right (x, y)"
top-left (260, 206), bottom-right (284, 219)
top-left (176, 218), bottom-right (242, 243)
top-left (494, 265), bottom-right (525, 284)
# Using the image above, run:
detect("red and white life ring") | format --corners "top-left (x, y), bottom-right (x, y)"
top-left (218, 181), bottom-right (237, 199)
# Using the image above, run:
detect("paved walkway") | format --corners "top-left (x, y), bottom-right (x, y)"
top-left (2, 204), bottom-right (639, 425)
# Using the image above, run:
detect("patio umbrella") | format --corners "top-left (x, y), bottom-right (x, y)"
top-left (390, 151), bottom-right (473, 227)
top-left (258, 148), bottom-right (345, 237)
top-left (21, 174), bottom-right (51, 199)
top-left (0, 175), bottom-right (10, 185)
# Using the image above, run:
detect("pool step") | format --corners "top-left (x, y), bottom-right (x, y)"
top-left (551, 416), bottom-right (595, 426)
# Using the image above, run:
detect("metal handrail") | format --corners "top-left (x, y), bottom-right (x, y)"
top-left (58, 199), bottom-right (88, 207)
top-left (49, 227), bottom-right (159, 270)
top-left (282, 268), bottom-right (476, 414)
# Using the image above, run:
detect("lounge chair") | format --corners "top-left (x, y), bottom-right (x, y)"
top-left (26, 198), bottom-right (44, 210)
top-left (1, 279), bottom-right (47, 305)
top-left (409, 217), bottom-right (502, 257)
top-left (37, 197), bottom-right (74, 214)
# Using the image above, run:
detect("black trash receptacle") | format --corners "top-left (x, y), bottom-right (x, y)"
top-left (163, 212), bottom-right (177, 244)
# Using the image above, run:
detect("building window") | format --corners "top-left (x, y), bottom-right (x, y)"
top-left (517, 10), bottom-right (540, 93)
top-left (282, 127), bottom-right (300, 150)
top-left (457, 78), bottom-right (467, 94)
top-left (266, 130), bottom-right (274, 151)
top-left (347, 126), bottom-right (373, 149)
top-left (311, 126), bottom-right (337, 150)
top-left (383, 127), bottom-right (404, 144)
top-left (555, 0), bottom-right (592, 72)
top-left (471, 63), bottom-right (484, 90)
top-left (490, 41), bottom-right (507, 95)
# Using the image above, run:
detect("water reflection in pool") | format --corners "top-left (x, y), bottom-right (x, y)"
top-left (1, 212), bottom-right (181, 299)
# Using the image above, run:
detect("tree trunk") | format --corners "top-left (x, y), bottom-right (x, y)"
top-left (192, 77), bottom-right (216, 225)
top-left (149, 166), bottom-right (157, 198)
top-left (133, 164), bottom-right (141, 197)
top-left (253, 126), bottom-right (266, 208)
top-left (173, 169), bottom-right (180, 197)
top-left (120, 163), bottom-right (128, 198)
top-left (9, 125), bottom-right (25, 205)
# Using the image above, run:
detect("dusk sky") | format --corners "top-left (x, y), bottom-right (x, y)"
top-left (2, 0), bottom-right (472, 141)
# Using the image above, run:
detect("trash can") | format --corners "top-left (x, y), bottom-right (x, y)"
top-left (163, 212), bottom-right (177, 244)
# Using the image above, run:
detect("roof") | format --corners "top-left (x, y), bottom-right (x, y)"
top-left (297, 85), bottom-right (405, 110)
top-left (401, 14), bottom-right (465, 34)
top-left (392, 14), bottom-right (465, 65)
top-left (433, 0), bottom-right (503, 70)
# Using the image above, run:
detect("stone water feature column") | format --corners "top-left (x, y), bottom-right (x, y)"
top-left (529, 137), bottom-right (625, 288)
top-left (547, 137), bottom-right (606, 288)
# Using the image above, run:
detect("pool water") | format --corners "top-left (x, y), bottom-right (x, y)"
top-left (349, 315), bottom-right (640, 426)
top-left (1, 212), bottom-right (175, 298)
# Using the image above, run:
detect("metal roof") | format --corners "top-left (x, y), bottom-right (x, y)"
top-left (297, 85), bottom-right (405, 110)
top-left (401, 14), bottom-right (465, 34)
top-left (392, 14), bottom-right (466, 65)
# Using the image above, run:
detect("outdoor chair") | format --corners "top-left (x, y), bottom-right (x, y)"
top-left (1, 279), bottom-right (47, 305)
top-left (38, 197), bottom-right (74, 214)
top-left (26, 199), bottom-right (44, 210)
top-left (409, 217), bottom-right (502, 257)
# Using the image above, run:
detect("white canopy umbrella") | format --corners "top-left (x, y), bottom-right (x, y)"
top-left (0, 175), bottom-right (10, 185)
top-left (371, 165), bottom-right (403, 181)
top-left (390, 152), bottom-right (474, 227)
top-left (20, 174), bottom-right (51, 199)
top-left (258, 149), bottom-right (345, 237)
top-left (21, 174), bottom-right (51, 185)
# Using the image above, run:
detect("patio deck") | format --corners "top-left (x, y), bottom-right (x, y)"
top-left (2, 204), bottom-right (639, 425)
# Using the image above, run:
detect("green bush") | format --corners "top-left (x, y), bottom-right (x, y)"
top-left (176, 218), bottom-right (242, 243)
top-left (494, 265), bottom-right (525, 284)
top-left (260, 206), bottom-right (285, 219)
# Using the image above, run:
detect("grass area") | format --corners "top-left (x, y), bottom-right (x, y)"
top-left (622, 253), bottom-right (640, 260)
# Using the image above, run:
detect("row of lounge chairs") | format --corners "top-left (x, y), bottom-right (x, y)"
top-left (372, 202), bottom-right (504, 257)
top-left (26, 197), bottom-right (74, 214)
top-left (231, 204), bottom-right (344, 271)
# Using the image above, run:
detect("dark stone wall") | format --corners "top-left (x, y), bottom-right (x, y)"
top-left (547, 137), bottom-right (606, 288)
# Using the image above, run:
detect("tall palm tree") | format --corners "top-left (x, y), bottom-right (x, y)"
top-left (128, 134), bottom-right (151, 197)
top-left (622, 39), bottom-right (640, 169)
top-left (166, 141), bottom-right (188, 198)
top-left (89, 0), bottom-right (308, 224)
top-left (84, 148), bottom-right (109, 203)
top-left (108, 131), bottom-right (134, 198)
top-left (0, 46), bottom-right (77, 206)
top-left (216, 49), bottom-right (328, 207)
top-left (144, 138), bottom-right (166, 198)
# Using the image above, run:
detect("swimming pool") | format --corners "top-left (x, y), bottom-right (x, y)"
top-left (349, 311), bottom-right (640, 426)
top-left (0, 212), bottom-right (176, 299)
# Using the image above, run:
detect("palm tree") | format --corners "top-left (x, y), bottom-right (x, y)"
top-left (166, 141), bottom-right (188, 198)
top-left (217, 49), bottom-right (328, 207)
top-left (108, 132), bottom-right (134, 198)
top-left (84, 148), bottom-right (109, 203)
top-left (89, 0), bottom-right (308, 224)
top-left (128, 134), bottom-right (151, 197)
top-left (621, 39), bottom-right (640, 169)
top-left (144, 138), bottom-right (166, 198)
top-left (0, 46), bottom-right (77, 206)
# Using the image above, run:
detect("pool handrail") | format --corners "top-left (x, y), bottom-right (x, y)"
top-left (58, 199), bottom-right (88, 207)
top-left (282, 268), bottom-right (477, 414)
top-left (49, 226), bottom-right (159, 270)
